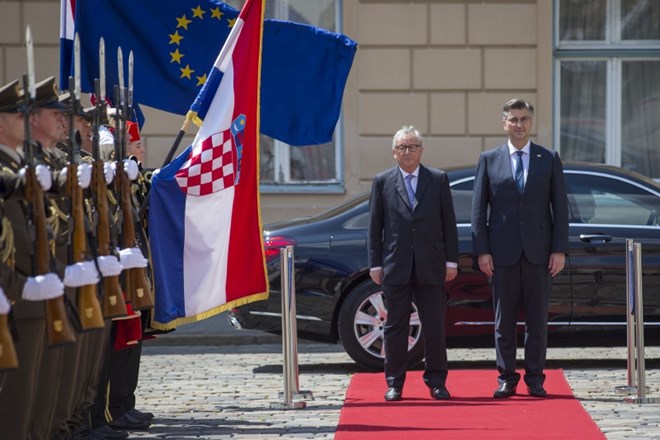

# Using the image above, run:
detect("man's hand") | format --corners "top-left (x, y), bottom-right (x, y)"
top-left (445, 267), bottom-right (457, 283)
top-left (548, 252), bottom-right (566, 277)
top-left (478, 254), bottom-right (494, 277)
top-left (370, 268), bottom-right (383, 285)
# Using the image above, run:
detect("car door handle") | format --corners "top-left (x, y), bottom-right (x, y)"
top-left (579, 234), bottom-right (613, 243)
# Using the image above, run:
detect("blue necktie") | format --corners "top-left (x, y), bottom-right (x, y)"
top-left (514, 151), bottom-right (525, 193)
top-left (404, 174), bottom-right (416, 208)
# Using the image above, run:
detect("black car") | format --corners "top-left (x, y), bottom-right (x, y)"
top-left (231, 163), bottom-right (660, 370)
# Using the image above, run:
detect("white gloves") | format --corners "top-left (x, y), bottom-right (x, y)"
top-left (123, 159), bottom-right (139, 180)
top-left (0, 288), bottom-right (10, 314)
top-left (119, 247), bottom-right (148, 269)
top-left (110, 160), bottom-right (139, 181)
top-left (97, 255), bottom-right (123, 277)
top-left (22, 273), bottom-right (65, 301)
top-left (61, 164), bottom-right (93, 189)
top-left (103, 162), bottom-right (114, 185)
top-left (77, 163), bottom-right (92, 189)
top-left (63, 261), bottom-right (100, 288)
top-left (18, 164), bottom-right (53, 191)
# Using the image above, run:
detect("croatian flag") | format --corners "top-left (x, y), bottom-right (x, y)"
top-left (149, 0), bottom-right (268, 329)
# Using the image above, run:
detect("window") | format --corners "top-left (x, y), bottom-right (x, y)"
top-left (555, 0), bottom-right (660, 179)
top-left (226, 0), bottom-right (342, 190)
top-left (450, 178), bottom-right (474, 224)
top-left (565, 172), bottom-right (660, 225)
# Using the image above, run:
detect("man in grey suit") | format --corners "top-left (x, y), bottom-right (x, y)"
top-left (368, 125), bottom-right (458, 402)
top-left (471, 99), bottom-right (569, 398)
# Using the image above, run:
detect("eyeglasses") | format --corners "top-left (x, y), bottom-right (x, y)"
top-left (394, 144), bottom-right (421, 153)
top-left (506, 116), bottom-right (532, 125)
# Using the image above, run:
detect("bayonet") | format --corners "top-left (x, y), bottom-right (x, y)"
top-left (99, 37), bottom-right (106, 102)
top-left (128, 50), bottom-right (134, 109)
top-left (117, 47), bottom-right (125, 107)
top-left (26, 26), bottom-right (36, 99)
top-left (74, 33), bottom-right (81, 100)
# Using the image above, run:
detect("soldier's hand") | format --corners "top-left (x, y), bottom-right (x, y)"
top-left (22, 273), bottom-right (65, 301)
top-left (103, 162), bottom-right (115, 185)
top-left (124, 159), bottom-right (139, 181)
top-left (63, 261), bottom-right (100, 288)
top-left (0, 288), bottom-right (10, 314)
top-left (35, 164), bottom-right (53, 191)
top-left (119, 247), bottom-right (148, 269)
top-left (77, 163), bottom-right (92, 189)
top-left (97, 255), bottom-right (123, 277)
top-left (18, 165), bottom-right (52, 191)
top-left (370, 268), bottom-right (383, 285)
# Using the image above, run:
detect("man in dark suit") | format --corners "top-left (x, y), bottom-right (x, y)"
top-left (471, 98), bottom-right (569, 398)
top-left (368, 125), bottom-right (458, 402)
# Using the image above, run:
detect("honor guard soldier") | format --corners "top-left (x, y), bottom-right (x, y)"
top-left (0, 78), bottom-right (66, 440)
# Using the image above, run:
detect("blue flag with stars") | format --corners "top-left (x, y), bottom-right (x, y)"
top-left (64, 0), bottom-right (356, 146)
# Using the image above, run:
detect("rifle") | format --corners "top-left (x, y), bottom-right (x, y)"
top-left (113, 48), bottom-right (153, 311)
top-left (65, 34), bottom-right (104, 330)
top-left (22, 27), bottom-right (75, 346)
top-left (91, 38), bottom-right (127, 319)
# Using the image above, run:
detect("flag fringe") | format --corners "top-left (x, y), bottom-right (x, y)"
top-left (150, 291), bottom-right (269, 331)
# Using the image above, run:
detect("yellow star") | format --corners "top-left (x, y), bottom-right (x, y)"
top-left (211, 7), bottom-right (224, 20)
top-left (170, 48), bottom-right (184, 64)
top-left (180, 64), bottom-right (194, 79)
top-left (196, 73), bottom-right (207, 86)
top-left (176, 14), bottom-right (193, 30)
top-left (228, 18), bottom-right (237, 28)
top-left (169, 31), bottom-right (183, 46)
top-left (191, 6), bottom-right (205, 19)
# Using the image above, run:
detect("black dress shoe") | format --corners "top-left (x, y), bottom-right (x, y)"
top-left (384, 387), bottom-right (402, 401)
top-left (493, 382), bottom-right (517, 398)
top-left (128, 408), bottom-right (155, 421)
top-left (527, 384), bottom-right (547, 398)
top-left (430, 385), bottom-right (451, 400)
top-left (109, 412), bottom-right (151, 431)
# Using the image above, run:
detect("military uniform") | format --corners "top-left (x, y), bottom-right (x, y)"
top-left (0, 80), bottom-right (51, 440)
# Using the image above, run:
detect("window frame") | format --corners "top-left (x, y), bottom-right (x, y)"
top-left (553, 0), bottom-right (660, 177)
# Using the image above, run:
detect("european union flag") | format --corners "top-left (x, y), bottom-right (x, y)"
top-left (65, 0), bottom-right (357, 146)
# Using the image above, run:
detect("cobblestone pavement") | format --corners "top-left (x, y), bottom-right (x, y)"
top-left (128, 343), bottom-right (660, 439)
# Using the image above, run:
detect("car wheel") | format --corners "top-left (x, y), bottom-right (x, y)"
top-left (338, 280), bottom-right (424, 371)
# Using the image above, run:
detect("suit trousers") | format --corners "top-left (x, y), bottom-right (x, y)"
top-left (492, 253), bottom-right (551, 386)
top-left (383, 280), bottom-right (448, 389)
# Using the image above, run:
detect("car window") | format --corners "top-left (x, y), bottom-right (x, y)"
top-left (344, 211), bottom-right (369, 230)
top-left (565, 173), bottom-right (660, 225)
top-left (450, 179), bottom-right (474, 223)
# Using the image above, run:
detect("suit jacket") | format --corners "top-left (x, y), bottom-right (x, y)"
top-left (471, 142), bottom-right (569, 266)
top-left (368, 164), bottom-right (458, 286)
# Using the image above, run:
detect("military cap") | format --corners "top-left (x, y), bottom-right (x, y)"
top-left (34, 77), bottom-right (66, 109)
top-left (0, 80), bottom-right (23, 113)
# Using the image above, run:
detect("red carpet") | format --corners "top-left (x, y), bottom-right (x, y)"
top-left (335, 369), bottom-right (605, 439)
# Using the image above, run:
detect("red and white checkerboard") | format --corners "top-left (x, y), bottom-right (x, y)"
top-left (175, 129), bottom-right (237, 196)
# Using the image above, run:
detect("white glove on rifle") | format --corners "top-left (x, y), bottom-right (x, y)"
top-left (18, 164), bottom-right (52, 191)
top-left (119, 247), bottom-right (148, 269)
top-left (22, 273), bottom-right (65, 301)
top-left (60, 163), bottom-right (93, 189)
top-left (124, 159), bottom-right (139, 181)
top-left (63, 261), bottom-right (100, 288)
top-left (97, 255), bottom-right (123, 277)
top-left (103, 162), bottom-right (114, 185)
top-left (0, 288), bottom-right (10, 314)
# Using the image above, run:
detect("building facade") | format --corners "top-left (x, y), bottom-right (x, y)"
top-left (1, 0), bottom-right (658, 222)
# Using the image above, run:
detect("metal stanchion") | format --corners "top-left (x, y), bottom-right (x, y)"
top-left (615, 239), bottom-right (637, 394)
top-left (624, 243), bottom-right (658, 404)
top-left (271, 246), bottom-right (312, 410)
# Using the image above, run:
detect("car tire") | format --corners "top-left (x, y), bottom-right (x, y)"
top-left (338, 280), bottom-right (425, 371)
